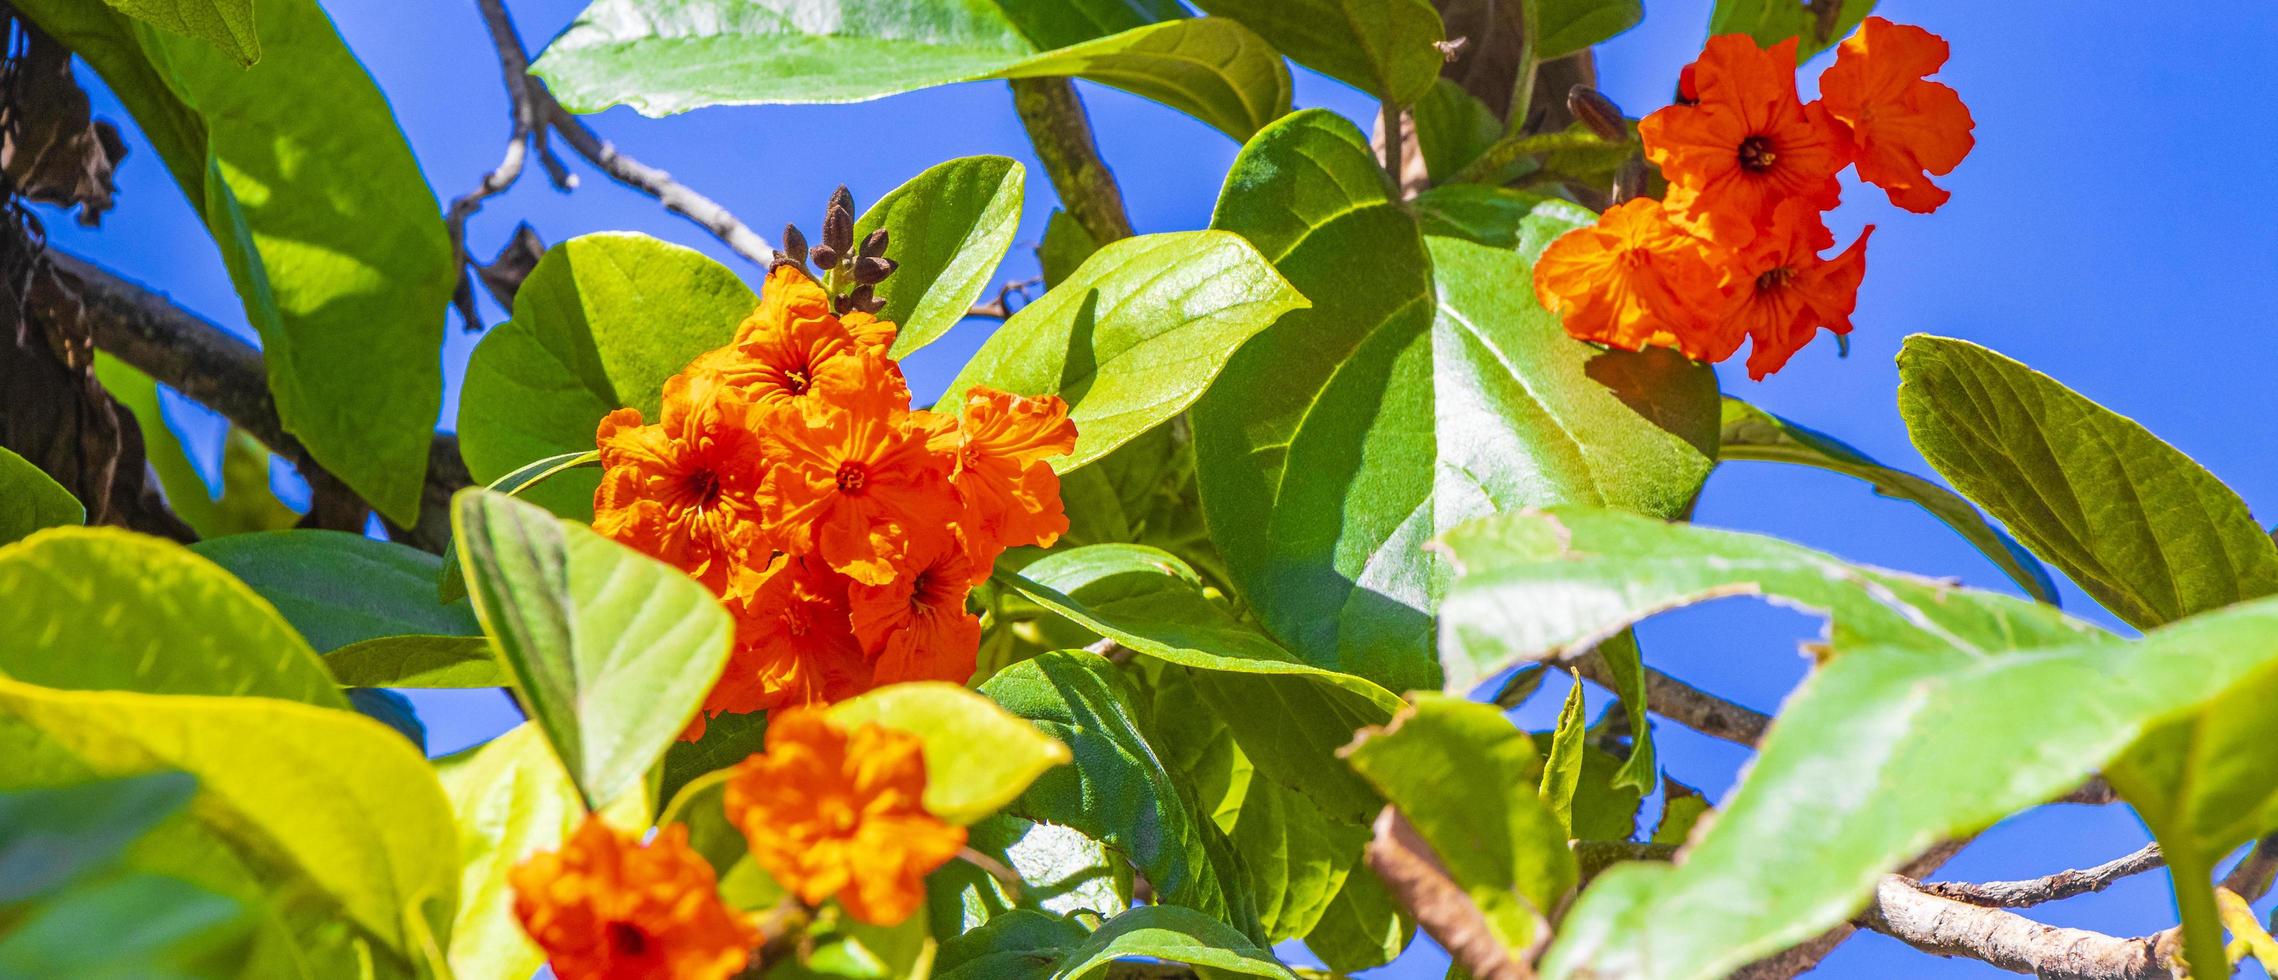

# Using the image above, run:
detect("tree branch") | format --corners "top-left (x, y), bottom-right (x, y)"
top-left (1863, 876), bottom-right (2179, 979)
top-left (1918, 843), bottom-right (2165, 909)
top-left (1009, 77), bottom-right (1133, 246)
top-left (40, 249), bottom-right (469, 551)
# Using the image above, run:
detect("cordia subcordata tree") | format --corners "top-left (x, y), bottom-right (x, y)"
top-left (1, 1), bottom-right (2273, 978)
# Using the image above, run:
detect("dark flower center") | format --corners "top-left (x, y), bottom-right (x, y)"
top-left (835, 462), bottom-right (867, 494)
top-left (783, 364), bottom-right (813, 395)
top-left (1756, 266), bottom-right (1796, 292)
top-left (1737, 135), bottom-right (1778, 172)
top-left (607, 921), bottom-right (650, 959)
top-left (685, 467), bottom-right (723, 510)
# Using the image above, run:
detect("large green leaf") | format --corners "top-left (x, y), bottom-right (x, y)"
top-left (452, 489), bottom-right (734, 809)
top-left (1436, 507), bottom-right (2101, 692)
top-left (194, 530), bottom-right (479, 651)
top-left (1720, 396), bottom-right (2059, 604)
top-left (1189, 0), bottom-right (1443, 104)
top-left (1000, 545), bottom-right (1397, 826)
top-left (457, 232), bottom-right (757, 518)
top-left (1707, 0), bottom-right (1874, 61)
top-left (0, 677), bottom-right (459, 974)
top-left (22, 0), bottom-right (451, 524)
top-left (534, 4), bottom-right (1290, 142)
top-left (941, 231), bottom-right (1306, 472)
top-left (933, 909), bottom-right (1088, 980)
top-left (1057, 904), bottom-right (1295, 979)
top-left (97, 0), bottom-right (257, 64)
top-left (1227, 769), bottom-right (1368, 943)
top-left (825, 681), bottom-right (1071, 825)
top-left (434, 723), bottom-right (584, 980)
top-left (1898, 335), bottom-right (2278, 630)
top-left (1196, 111), bottom-right (1719, 700)
top-left (0, 772), bottom-right (198, 904)
top-left (1344, 694), bottom-right (1576, 960)
top-left (853, 156), bottom-right (1025, 357)
top-left (978, 651), bottom-right (1247, 929)
top-left (0, 527), bottom-right (345, 708)
top-left (1541, 595), bottom-right (2278, 980)
top-left (0, 446), bottom-right (80, 545)
top-left (95, 355), bottom-right (298, 541)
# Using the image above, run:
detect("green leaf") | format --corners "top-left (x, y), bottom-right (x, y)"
top-left (1344, 694), bottom-right (1577, 958)
top-left (928, 814), bottom-right (1130, 937)
top-left (1000, 545), bottom-right (1397, 826)
top-left (1057, 904), bottom-right (1295, 979)
top-left (96, 0), bottom-right (257, 64)
top-left (193, 530), bottom-right (479, 651)
top-left (95, 355), bottom-right (297, 540)
top-left (1189, 0), bottom-right (1444, 104)
top-left (1651, 778), bottom-right (1710, 846)
top-left (1537, 0), bottom-right (1644, 59)
top-left (0, 527), bottom-right (345, 708)
top-left (933, 908), bottom-right (1087, 980)
top-left (1898, 334), bottom-right (2278, 629)
top-left (534, 6), bottom-right (1291, 142)
top-left (1543, 593), bottom-right (2278, 980)
top-left (1708, 0), bottom-right (1874, 61)
top-left (0, 872), bottom-right (249, 978)
top-left (452, 488), bottom-right (734, 809)
top-left (434, 723), bottom-right (584, 980)
top-left (0, 446), bottom-right (80, 545)
top-left (0, 772), bottom-right (198, 904)
top-left (436, 450), bottom-right (603, 604)
top-left (978, 651), bottom-right (1248, 929)
top-left (848, 157), bottom-right (1025, 358)
top-left (325, 636), bottom-right (502, 688)
top-left (1227, 771), bottom-right (1369, 942)
top-left (1198, 111), bottom-right (1718, 699)
top-left (825, 681), bottom-right (1071, 825)
top-left (21, 0), bottom-right (452, 524)
top-left (1436, 507), bottom-right (2100, 692)
top-left (1539, 677), bottom-right (1587, 836)
top-left (1413, 184), bottom-right (1596, 255)
top-left (1302, 864), bottom-right (1413, 973)
top-left (457, 232), bottom-right (757, 518)
top-left (0, 677), bottom-right (460, 973)
top-left (1720, 395), bottom-right (2060, 605)
top-left (659, 709), bottom-right (768, 810)
top-left (1037, 209), bottom-right (1099, 290)
top-left (940, 231), bottom-right (1306, 472)
top-left (1411, 79), bottom-right (1504, 184)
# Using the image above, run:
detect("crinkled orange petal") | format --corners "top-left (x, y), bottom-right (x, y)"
top-left (509, 818), bottom-right (756, 980)
top-left (1532, 199), bottom-right (1741, 362)
top-left (1819, 17), bottom-right (1975, 214)
top-left (1643, 34), bottom-right (1851, 245)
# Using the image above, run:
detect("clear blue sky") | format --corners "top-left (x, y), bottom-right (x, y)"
top-left (47, 1), bottom-right (2278, 976)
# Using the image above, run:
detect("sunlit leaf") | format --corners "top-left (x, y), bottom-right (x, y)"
top-left (854, 156), bottom-right (1025, 358)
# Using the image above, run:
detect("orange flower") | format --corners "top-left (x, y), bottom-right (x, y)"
top-left (1819, 17), bottom-right (1975, 214)
top-left (1714, 201), bottom-right (1873, 380)
top-left (702, 555), bottom-right (870, 724)
top-left (928, 387), bottom-right (1077, 567)
top-left (695, 266), bottom-right (905, 408)
top-left (509, 817), bottom-right (757, 980)
top-left (593, 371), bottom-right (767, 592)
top-left (756, 373), bottom-right (959, 586)
top-left (1641, 35), bottom-right (1852, 245)
top-left (1533, 199), bottom-right (1739, 361)
top-left (722, 709), bottom-right (965, 925)
top-left (847, 528), bottom-right (982, 686)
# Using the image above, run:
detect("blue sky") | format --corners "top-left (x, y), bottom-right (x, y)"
top-left (45, 1), bottom-right (2278, 976)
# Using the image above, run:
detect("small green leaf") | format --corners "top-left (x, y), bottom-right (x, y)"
top-left (326, 636), bottom-right (501, 688)
top-left (1411, 79), bottom-right (1505, 184)
top-left (97, 0), bottom-right (258, 64)
top-left (851, 156), bottom-right (1025, 358)
top-left (0, 527), bottom-right (345, 708)
top-left (1651, 778), bottom-right (1710, 846)
top-left (825, 681), bottom-right (1071, 825)
top-left (1721, 395), bottom-right (2060, 604)
top-left (1899, 335), bottom-right (2278, 629)
top-left (534, 6), bottom-right (1291, 142)
top-left (0, 772), bottom-right (198, 904)
top-left (22, 0), bottom-right (454, 523)
top-left (1056, 904), bottom-right (1296, 979)
top-left (1708, 0), bottom-right (1874, 61)
top-left (452, 488), bottom-right (734, 810)
top-left (194, 530), bottom-right (479, 651)
top-left (1540, 677), bottom-right (1588, 835)
top-left (1537, 0), bottom-right (1644, 59)
top-left (1302, 865), bottom-right (1413, 972)
top-left (940, 231), bottom-right (1306, 473)
top-left (1344, 694), bottom-right (1577, 958)
top-left (434, 724), bottom-right (584, 980)
top-left (979, 651), bottom-right (1248, 929)
top-left (457, 233), bottom-right (756, 518)
top-left (933, 908), bottom-right (1087, 980)
top-left (1436, 507), bottom-right (2100, 692)
top-left (1189, 0), bottom-right (1445, 104)
top-left (0, 446), bottom-right (80, 545)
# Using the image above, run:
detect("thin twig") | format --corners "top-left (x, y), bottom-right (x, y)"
top-left (1919, 843), bottom-right (2166, 909)
top-left (965, 275), bottom-right (1043, 319)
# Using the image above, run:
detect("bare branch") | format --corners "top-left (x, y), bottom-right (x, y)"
top-left (965, 275), bottom-right (1043, 319)
top-left (1009, 77), bottom-right (1132, 246)
top-left (1574, 651), bottom-right (1768, 746)
top-left (1864, 876), bottom-right (2178, 980)
top-left (1919, 843), bottom-right (2165, 909)
top-left (545, 102), bottom-right (773, 266)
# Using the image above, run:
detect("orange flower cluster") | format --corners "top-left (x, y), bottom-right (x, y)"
top-left (722, 708), bottom-right (965, 925)
top-left (510, 818), bottom-right (757, 980)
top-left (1535, 18), bottom-right (1974, 379)
top-left (593, 264), bottom-right (1077, 737)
